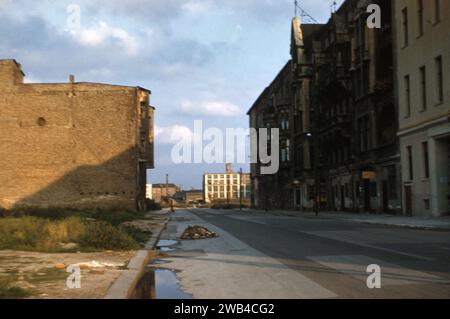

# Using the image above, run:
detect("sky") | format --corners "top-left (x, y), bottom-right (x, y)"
top-left (0, 0), bottom-right (343, 190)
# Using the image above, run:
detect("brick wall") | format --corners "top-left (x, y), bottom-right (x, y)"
top-left (0, 60), bottom-right (153, 211)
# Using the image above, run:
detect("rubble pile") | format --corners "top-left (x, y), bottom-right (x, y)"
top-left (181, 225), bottom-right (218, 240)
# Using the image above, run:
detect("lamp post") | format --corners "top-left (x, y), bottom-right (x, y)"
top-left (239, 168), bottom-right (243, 211)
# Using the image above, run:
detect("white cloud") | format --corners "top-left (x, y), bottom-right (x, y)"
top-left (23, 74), bottom-right (42, 83)
top-left (69, 21), bottom-right (139, 55)
top-left (178, 100), bottom-right (242, 117)
top-left (182, 0), bottom-right (212, 15)
top-left (155, 125), bottom-right (196, 145)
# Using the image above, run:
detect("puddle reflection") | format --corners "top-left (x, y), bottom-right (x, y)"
top-left (135, 269), bottom-right (192, 299)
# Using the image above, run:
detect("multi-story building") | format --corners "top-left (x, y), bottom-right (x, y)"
top-left (351, 0), bottom-right (401, 214)
top-left (393, 0), bottom-right (450, 216)
top-left (0, 59), bottom-right (154, 212)
top-left (248, 61), bottom-right (295, 209)
top-left (249, 0), bottom-right (402, 214)
top-left (313, 0), bottom-right (401, 214)
top-left (203, 164), bottom-right (251, 204)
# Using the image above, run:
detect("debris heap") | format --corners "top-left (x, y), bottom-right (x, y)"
top-left (181, 225), bottom-right (218, 240)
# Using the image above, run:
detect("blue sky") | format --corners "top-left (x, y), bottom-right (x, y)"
top-left (0, 0), bottom-right (342, 189)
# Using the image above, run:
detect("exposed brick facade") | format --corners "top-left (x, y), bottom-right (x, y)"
top-left (0, 60), bottom-right (154, 212)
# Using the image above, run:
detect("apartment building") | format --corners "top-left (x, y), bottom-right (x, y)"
top-left (394, 0), bottom-right (450, 216)
top-left (249, 0), bottom-right (401, 213)
top-left (203, 164), bottom-right (251, 204)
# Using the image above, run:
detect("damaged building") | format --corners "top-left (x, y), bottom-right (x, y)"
top-left (0, 59), bottom-right (154, 212)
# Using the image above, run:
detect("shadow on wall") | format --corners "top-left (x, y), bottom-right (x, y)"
top-left (3, 148), bottom-right (147, 212)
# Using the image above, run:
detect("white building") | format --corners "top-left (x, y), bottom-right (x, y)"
top-left (394, 0), bottom-right (450, 216)
top-left (203, 164), bottom-right (251, 203)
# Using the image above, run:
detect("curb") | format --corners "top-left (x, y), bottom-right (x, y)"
top-left (235, 209), bottom-right (450, 232)
top-left (104, 216), bottom-right (170, 299)
top-left (351, 220), bottom-right (450, 232)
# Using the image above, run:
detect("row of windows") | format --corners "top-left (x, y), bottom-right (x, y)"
top-left (206, 174), bottom-right (240, 180)
top-left (207, 186), bottom-right (242, 192)
top-left (402, 0), bottom-right (441, 47)
top-left (403, 55), bottom-right (444, 117)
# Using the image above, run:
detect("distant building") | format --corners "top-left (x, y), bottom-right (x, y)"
top-left (203, 164), bottom-right (251, 203)
top-left (151, 184), bottom-right (181, 203)
top-left (393, 0), bottom-right (450, 216)
top-left (0, 59), bottom-right (154, 212)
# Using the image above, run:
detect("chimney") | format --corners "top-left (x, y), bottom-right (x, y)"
top-left (69, 74), bottom-right (75, 83)
top-left (226, 163), bottom-right (233, 174)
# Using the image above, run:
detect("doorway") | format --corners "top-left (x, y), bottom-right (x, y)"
top-left (404, 185), bottom-right (413, 216)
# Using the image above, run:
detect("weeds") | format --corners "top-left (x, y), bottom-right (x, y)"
top-left (0, 216), bottom-right (140, 252)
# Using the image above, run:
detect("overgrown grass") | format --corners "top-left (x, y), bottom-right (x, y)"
top-left (0, 216), bottom-right (140, 252)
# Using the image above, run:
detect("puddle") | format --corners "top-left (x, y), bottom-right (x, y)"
top-left (153, 269), bottom-right (192, 299)
top-left (157, 239), bottom-right (179, 253)
top-left (134, 268), bottom-right (192, 299)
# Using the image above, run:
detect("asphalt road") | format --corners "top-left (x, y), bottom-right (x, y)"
top-left (155, 209), bottom-right (450, 299)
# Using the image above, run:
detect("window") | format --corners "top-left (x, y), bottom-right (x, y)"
top-left (404, 75), bottom-right (411, 117)
top-left (434, 0), bottom-right (441, 24)
top-left (424, 199), bottom-right (430, 210)
top-left (419, 66), bottom-right (427, 111)
top-left (286, 140), bottom-right (291, 161)
top-left (281, 149), bottom-right (287, 162)
top-left (407, 146), bottom-right (414, 180)
top-left (435, 56), bottom-right (444, 104)
top-left (422, 142), bottom-right (430, 179)
top-left (417, 0), bottom-right (424, 36)
top-left (402, 8), bottom-right (409, 47)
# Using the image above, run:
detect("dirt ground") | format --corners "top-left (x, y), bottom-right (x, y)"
top-left (0, 250), bottom-right (136, 299)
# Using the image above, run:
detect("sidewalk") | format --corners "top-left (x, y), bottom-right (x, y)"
top-left (241, 208), bottom-right (450, 231)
